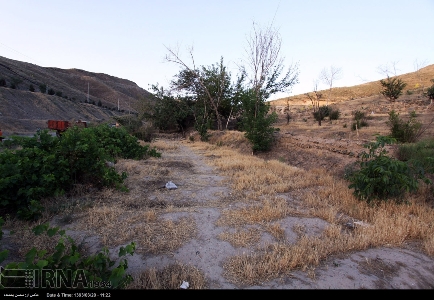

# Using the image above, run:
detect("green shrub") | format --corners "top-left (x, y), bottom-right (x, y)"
top-left (312, 106), bottom-right (331, 125)
top-left (0, 126), bottom-right (160, 219)
top-left (348, 135), bottom-right (428, 202)
top-left (48, 88), bottom-right (55, 95)
top-left (0, 78), bottom-right (6, 87)
top-left (380, 77), bottom-right (407, 102)
top-left (0, 218), bottom-right (135, 289)
top-left (329, 108), bottom-right (341, 121)
top-left (56, 91), bottom-right (62, 97)
top-left (30, 84), bottom-right (36, 92)
top-left (39, 84), bottom-right (47, 93)
top-left (97, 100), bottom-right (102, 107)
top-left (351, 110), bottom-right (368, 131)
top-left (387, 110), bottom-right (422, 143)
top-left (397, 138), bottom-right (434, 174)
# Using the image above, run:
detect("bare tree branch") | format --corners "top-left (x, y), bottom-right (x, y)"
top-left (319, 65), bottom-right (342, 106)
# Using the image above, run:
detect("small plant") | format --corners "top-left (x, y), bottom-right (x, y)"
top-left (0, 218), bottom-right (136, 289)
top-left (97, 100), bottom-right (102, 107)
top-left (303, 118), bottom-right (307, 122)
top-left (343, 123), bottom-right (347, 128)
top-left (387, 110), bottom-right (422, 143)
top-left (56, 91), bottom-right (62, 97)
top-left (380, 76), bottom-right (407, 102)
top-left (189, 135), bottom-right (194, 142)
top-left (351, 110), bottom-right (368, 131)
top-left (48, 88), bottom-right (55, 95)
top-left (406, 90), bottom-right (413, 95)
top-left (29, 84), bottom-right (35, 92)
top-left (0, 78), bottom-right (6, 87)
top-left (347, 135), bottom-right (428, 202)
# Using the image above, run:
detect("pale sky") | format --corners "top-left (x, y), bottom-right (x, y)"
top-left (1, 0), bottom-right (433, 100)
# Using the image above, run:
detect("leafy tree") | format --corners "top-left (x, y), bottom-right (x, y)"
top-left (305, 82), bottom-right (326, 126)
top-left (380, 76), bottom-right (407, 102)
top-left (242, 22), bottom-right (299, 151)
top-left (167, 54), bottom-right (234, 132)
top-left (240, 89), bottom-right (278, 152)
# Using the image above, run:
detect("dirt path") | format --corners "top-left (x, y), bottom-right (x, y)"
top-left (120, 142), bottom-right (434, 289)
top-left (3, 141), bottom-right (434, 289)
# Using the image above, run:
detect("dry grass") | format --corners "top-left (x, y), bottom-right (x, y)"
top-left (73, 204), bottom-right (196, 254)
top-left (186, 138), bottom-right (434, 285)
top-left (127, 262), bottom-right (208, 289)
top-left (271, 64), bottom-right (434, 106)
top-left (150, 139), bottom-right (179, 152)
top-left (218, 228), bottom-right (261, 248)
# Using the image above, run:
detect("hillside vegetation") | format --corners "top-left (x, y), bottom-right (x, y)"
top-left (270, 64), bottom-right (434, 106)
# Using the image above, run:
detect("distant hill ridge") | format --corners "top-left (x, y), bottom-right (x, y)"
top-left (0, 55), bottom-right (154, 135)
top-left (270, 64), bottom-right (434, 106)
top-left (0, 55), bottom-right (152, 109)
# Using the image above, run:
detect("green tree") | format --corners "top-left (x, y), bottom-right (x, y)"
top-left (166, 53), bottom-right (234, 132)
top-left (241, 22), bottom-right (299, 152)
top-left (380, 76), bottom-right (407, 102)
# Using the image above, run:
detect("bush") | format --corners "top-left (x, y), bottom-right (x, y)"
top-left (0, 218), bottom-right (135, 289)
top-left (0, 78), bottom-right (6, 87)
top-left (48, 88), bottom-right (55, 95)
top-left (29, 84), bottom-right (35, 92)
top-left (348, 135), bottom-right (428, 202)
top-left (329, 108), bottom-right (341, 121)
top-left (39, 84), bottom-right (47, 93)
top-left (397, 138), bottom-right (434, 174)
top-left (380, 76), bottom-right (407, 102)
top-left (97, 100), bottom-right (102, 107)
top-left (56, 91), bottom-right (62, 97)
top-left (312, 106), bottom-right (330, 126)
top-left (387, 110), bottom-right (422, 143)
top-left (351, 110), bottom-right (368, 131)
top-left (0, 126), bottom-right (160, 219)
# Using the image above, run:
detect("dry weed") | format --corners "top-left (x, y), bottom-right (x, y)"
top-left (151, 140), bottom-right (179, 152)
top-left (128, 262), bottom-right (207, 289)
top-left (185, 138), bottom-right (434, 284)
top-left (218, 228), bottom-right (261, 248)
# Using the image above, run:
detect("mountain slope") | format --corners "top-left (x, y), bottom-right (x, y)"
top-left (0, 56), bottom-right (154, 135)
top-left (270, 64), bottom-right (434, 106)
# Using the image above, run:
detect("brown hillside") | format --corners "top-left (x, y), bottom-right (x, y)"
top-left (0, 56), bottom-right (154, 135)
top-left (271, 64), bottom-right (434, 107)
top-left (0, 55), bottom-right (153, 109)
